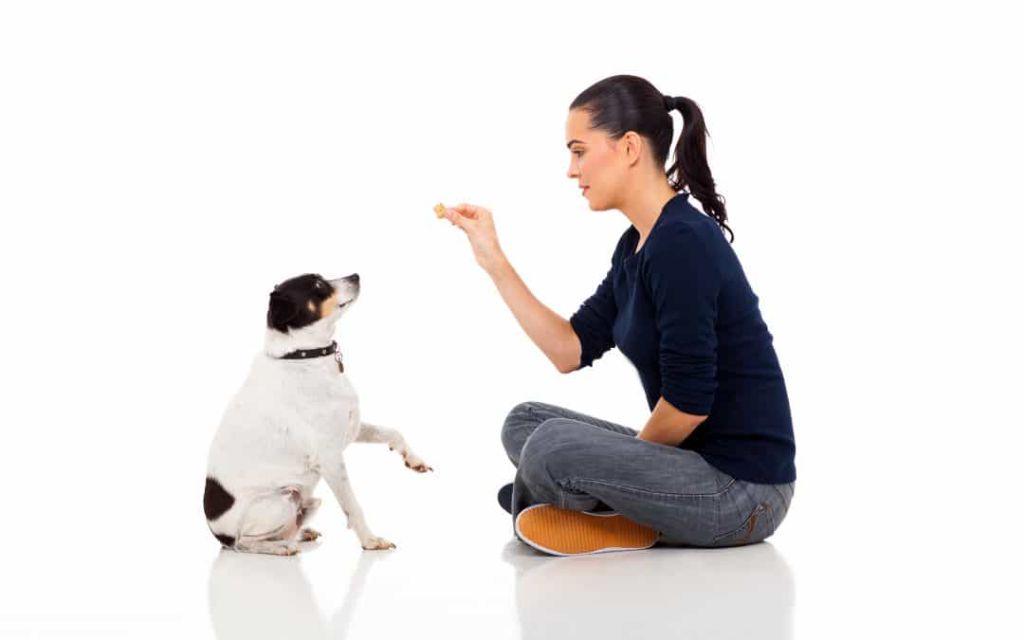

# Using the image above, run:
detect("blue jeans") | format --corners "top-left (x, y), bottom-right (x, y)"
top-left (502, 401), bottom-right (795, 547)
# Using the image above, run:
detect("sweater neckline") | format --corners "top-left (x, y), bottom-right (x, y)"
top-left (625, 192), bottom-right (689, 261)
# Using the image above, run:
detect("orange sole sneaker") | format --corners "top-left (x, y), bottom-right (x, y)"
top-left (514, 504), bottom-right (659, 556)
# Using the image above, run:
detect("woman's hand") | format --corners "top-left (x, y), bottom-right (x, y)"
top-left (441, 203), bottom-right (507, 274)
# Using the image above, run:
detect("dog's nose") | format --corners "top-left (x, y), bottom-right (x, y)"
top-left (349, 273), bottom-right (360, 284)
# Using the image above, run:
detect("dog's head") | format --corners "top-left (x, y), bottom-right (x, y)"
top-left (267, 273), bottom-right (360, 333)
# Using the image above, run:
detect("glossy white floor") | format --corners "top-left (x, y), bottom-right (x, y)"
top-left (3, 438), bottom-right (1021, 639)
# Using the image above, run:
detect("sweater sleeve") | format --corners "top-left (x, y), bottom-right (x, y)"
top-left (568, 261), bottom-right (618, 369)
top-left (642, 225), bottom-right (720, 414)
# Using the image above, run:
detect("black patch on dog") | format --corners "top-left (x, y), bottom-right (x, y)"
top-left (267, 273), bottom-right (338, 333)
top-left (214, 533), bottom-right (236, 548)
top-left (204, 477), bottom-right (235, 521)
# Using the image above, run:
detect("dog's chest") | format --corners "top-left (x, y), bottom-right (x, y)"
top-left (303, 374), bottom-right (360, 440)
top-left (335, 376), bottom-right (360, 434)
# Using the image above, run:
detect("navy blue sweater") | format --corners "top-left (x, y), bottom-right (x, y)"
top-left (569, 192), bottom-right (796, 484)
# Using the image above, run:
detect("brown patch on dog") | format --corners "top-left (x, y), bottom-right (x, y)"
top-left (319, 291), bottom-right (340, 318)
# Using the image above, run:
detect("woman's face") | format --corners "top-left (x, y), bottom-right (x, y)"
top-left (565, 108), bottom-right (625, 211)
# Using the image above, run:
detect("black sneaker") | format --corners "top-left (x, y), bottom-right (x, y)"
top-left (498, 482), bottom-right (615, 515)
top-left (498, 482), bottom-right (513, 514)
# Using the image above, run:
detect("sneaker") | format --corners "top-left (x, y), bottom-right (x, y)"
top-left (513, 503), bottom-right (659, 556)
top-left (498, 482), bottom-right (615, 517)
top-left (497, 482), bottom-right (513, 514)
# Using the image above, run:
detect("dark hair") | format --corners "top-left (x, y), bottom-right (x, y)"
top-left (569, 75), bottom-right (733, 243)
top-left (267, 273), bottom-right (334, 333)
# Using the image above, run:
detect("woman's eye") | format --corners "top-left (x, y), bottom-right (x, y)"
top-left (572, 150), bottom-right (584, 157)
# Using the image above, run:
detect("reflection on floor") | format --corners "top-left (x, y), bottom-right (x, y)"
top-left (207, 538), bottom-right (793, 640)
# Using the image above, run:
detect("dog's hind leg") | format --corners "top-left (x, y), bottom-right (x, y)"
top-left (235, 537), bottom-right (301, 556)
top-left (231, 488), bottom-right (304, 555)
top-left (356, 422), bottom-right (433, 473)
top-left (298, 497), bottom-right (322, 541)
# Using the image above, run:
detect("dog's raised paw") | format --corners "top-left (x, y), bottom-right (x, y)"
top-left (361, 536), bottom-right (396, 551)
top-left (403, 454), bottom-right (433, 473)
top-left (300, 528), bottom-right (322, 542)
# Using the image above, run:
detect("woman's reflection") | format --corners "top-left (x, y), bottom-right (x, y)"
top-left (504, 540), bottom-right (794, 640)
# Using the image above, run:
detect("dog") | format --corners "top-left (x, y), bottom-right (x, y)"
top-left (204, 272), bottom-right (432, 555)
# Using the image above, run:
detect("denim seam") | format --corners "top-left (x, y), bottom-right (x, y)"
top-left (771, 483), bottom-right (793, 504)
top-left (554, 478), bottom-right (574, 509)
top-left (573, 476), bottom-right (735, 500)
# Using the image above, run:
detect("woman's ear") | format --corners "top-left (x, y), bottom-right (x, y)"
top-left (267, 291), bottom-right (298, 333)
top-left (621, 131), bottom-right (644, 167)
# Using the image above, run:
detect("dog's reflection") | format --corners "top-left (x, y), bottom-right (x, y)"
top-left (504, 541), bottom-right (794, 640)
top-left (208, 548), bottom-right (383, 640)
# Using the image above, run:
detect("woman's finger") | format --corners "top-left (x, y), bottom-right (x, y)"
top-left (453, 203), bottom-right (481, 220)
top-left (446, 209), bottom-right (473, 231)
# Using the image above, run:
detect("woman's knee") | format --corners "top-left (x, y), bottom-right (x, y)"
top-left (501, 401), bottom-right (543, 463)
top-left (516, 419), bottom-right (594, 505)
top-left (518, 418), bottom-right (588, 473)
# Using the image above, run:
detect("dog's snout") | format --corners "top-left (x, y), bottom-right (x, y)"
top-left (328, 274), bottom-right (360, 292)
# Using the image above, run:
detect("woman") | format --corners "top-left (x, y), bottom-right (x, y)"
top-left (441, 74), bottom-right (796, 556)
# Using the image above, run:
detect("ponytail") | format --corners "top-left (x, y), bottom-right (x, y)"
top-left (666, 96), bottom-right (733, 243)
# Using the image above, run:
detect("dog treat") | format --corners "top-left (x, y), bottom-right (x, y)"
top-left (433, 203), bottom-right (447, 219)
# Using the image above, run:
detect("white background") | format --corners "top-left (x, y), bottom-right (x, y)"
top-left (1, 1), bottom-right (1021, 638)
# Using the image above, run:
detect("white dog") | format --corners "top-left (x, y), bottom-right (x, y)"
top-left (204, 272), bottom-right (432, 555)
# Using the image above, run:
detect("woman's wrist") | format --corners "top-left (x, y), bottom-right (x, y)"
top-left (485, 251), bottom-right (511, 280)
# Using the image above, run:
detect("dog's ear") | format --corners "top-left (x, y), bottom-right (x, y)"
top-left (267, 290), bottom-right (299, 332)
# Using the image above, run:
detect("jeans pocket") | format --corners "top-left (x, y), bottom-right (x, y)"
top-left (712, 497), bottom-right (775, 547)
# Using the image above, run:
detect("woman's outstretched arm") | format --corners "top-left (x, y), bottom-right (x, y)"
top-left (442, 203), bottom-right (581, 373)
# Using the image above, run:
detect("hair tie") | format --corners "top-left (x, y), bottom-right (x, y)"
top-left (663, 95), bottom-right (677, 111)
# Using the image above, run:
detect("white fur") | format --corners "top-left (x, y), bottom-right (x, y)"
top-left (206, 287), bottom-right (431, 555)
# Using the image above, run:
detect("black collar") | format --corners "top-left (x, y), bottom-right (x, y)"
top-left (278, 341), bottom-right (344, 372)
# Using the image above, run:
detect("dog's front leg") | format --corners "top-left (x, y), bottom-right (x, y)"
top-left (356, 422), bottom-right (433, 473)
top-left (320, 454), bottom-right (395, 551)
